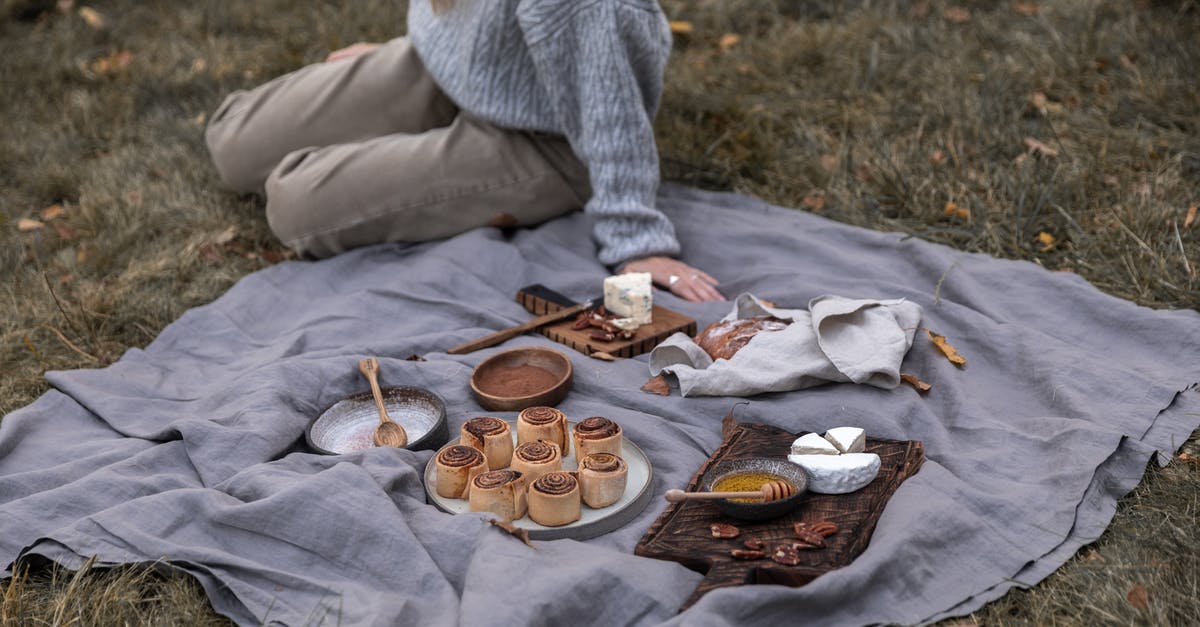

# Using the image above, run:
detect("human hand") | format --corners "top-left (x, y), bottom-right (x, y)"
top-left (621, 256), bottom-right (725, 302)
top-left (325, 42), bottom-right (381, 63)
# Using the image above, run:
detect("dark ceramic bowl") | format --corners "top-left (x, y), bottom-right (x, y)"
top-left (307, 386), bottom-right (449, 454)
top-left (469, 347), bottom-right (573, 412)
top-left (699, 457), bottom-right (808, 522)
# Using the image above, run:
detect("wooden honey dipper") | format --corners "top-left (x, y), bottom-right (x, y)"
top-left (664, 480), bottom-right (796, 503)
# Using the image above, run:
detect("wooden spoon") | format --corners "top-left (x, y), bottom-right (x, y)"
top-left (358, 357), bottom-right (408, 448)
top-left (664, 480), bottom-right (796, 503)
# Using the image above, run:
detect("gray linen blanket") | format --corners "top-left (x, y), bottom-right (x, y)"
top-left (2, 184), bottom-right (1198, 626)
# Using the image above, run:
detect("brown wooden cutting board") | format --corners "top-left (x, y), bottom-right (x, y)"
top-left (635, 417), bottom-right (925, 610)
top-left (516, 289), bottom-right (696, 358)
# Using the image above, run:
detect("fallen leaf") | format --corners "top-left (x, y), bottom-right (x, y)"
top-left (722, 401), bottom-right (750, 440)
top-left (1036, 231), bottom-right (1056, 252)
top-left (53, 223), bottom-right (77, 240)
top-left (943, 201), bottom-right (970, 220)
top-left (590, 351), bottom-right (617, 361)
top-left (1126, 584), bottom-right (1149, 610)
top-left (802, 191), bottom-right (826, 211)
top-left (855, 163), bottom-right (875, 183)
top-left (1029, 91), bottom-right (1048, 112)
top-left (926, 330), bottom-right (967, 366)
top-left (718, 33), bottom-right (740, 52)
top-left (900, 373), bottom-right (932, 393)
top-left (191, 58), bottom-right (207, 74)
top-left (199, 243), bottom-right (223, 263)
top-left (18, 218), bottom-right (44, 232)
top-left (213, 226), bottom-right (237, 245)
top-left (1012, 2), bottom-right (1040, 16)
top-left (641, 375), bottom-right (670, 396)
top-left (669, 20), bottom-right (693, 35)
top-left (736, 63), bottom-right (753, 75)
top-left (820, 154), bottom-right (838, 172)
top-left (488, 518), bottom-right (536, 549)
top-left (1177, 452), bottom-right (1199, 466)
top-left (90, 50), bottom-right (134, 75)
top-left (929, 149), bottom-right (946, 165)
top-left (40, 204), bottom-right (66, 221)
top-left (78, 5), bottom-right (104, 29)
top-left (910, 0), bottom-right (931, 19)
top-left (1185, 205), bottom-right (1196, 228)
top-left (192, 111), bottom-right (207, 126)
top-left (943, 6), bottom-right (971, 23)
top-left (1023, 136), bottom-right (1059, 157)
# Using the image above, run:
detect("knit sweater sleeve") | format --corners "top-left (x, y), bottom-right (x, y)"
top-left (517, 0), bottom-right (681, 266)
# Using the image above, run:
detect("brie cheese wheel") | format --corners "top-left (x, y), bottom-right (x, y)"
top-left (823, 427), bottom-right (866, 454)
top-left (603, 273), bottom-right (653, 325)
top-left (790, 432), bottom-right (839, 456)
top-left (787, 452), bottom-right (881, 494)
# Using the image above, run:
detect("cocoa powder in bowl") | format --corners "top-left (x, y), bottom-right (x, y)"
top-left (470, 347), bottom-right (573, 411)
top-left (474, 364), bottom-right (560, 397)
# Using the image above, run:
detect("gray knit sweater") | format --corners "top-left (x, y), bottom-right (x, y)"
top-left (408, 0), bottom-right (681, 266)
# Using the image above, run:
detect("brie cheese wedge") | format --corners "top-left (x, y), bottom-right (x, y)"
top-left (787, 452), bottom-right (881, 494)
top-left (790, 433), bottom-right (839, 456)
top-left (823, 427), bottom-right (866, 454)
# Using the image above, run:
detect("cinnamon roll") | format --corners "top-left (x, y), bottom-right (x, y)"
top-left (578, 452), bottom-right (628, 508)
top-left (572, 416), bottom-right (623, 458)
top-left (467, 470), bottom-right (527, 520)
top-left (460, 416), bottom-right (514, 471)
top-left (434, 445), bottom-right (489, 499)
top-left (510, 440), bottom-right (563, 486)
top-left (516, 406), bottom-right (569, 456)
top-left (527, 471), bottom-right (581, 527)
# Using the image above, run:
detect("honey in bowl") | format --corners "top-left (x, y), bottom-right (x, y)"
top-left (713, 471), bottom-right (793, 503)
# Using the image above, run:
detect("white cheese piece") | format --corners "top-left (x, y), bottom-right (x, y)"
top-left (603, 273), bottom-right (653, 325)
top-left (823, 427), bottom-right (866, 454)
top-left (608, 317), bottom-right (642, 331)
top-left (790, 433), bottom-right (840, 456)
top-left (787, 452), bottom-right (881, 494)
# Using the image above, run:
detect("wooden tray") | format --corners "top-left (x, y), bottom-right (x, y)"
top-left (634, 416), bottom-right (924, 610)
top-left (516, 288), bottom-right (696, 358)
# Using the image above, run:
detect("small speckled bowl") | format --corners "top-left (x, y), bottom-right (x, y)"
top-left (307, 386), bottom-right (449, 454)
top-left (699, 457), bottom-right (808, 521)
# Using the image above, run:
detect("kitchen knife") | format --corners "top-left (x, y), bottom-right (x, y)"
top-left (446, 298), bottom-right (596, 355)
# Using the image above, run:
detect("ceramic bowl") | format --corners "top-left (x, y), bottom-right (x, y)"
top-left (699, 457), bottom-right (808, 521)
top-left (469, 347), bottom-right (573, 411)
top-left (307, 386), bottom-right (449, 454)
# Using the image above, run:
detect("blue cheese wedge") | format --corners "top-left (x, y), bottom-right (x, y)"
top-left (823, 427), bottom-right (866, 453)
top-left (790, 433), bottom-right (840, 455)
top-left (603, 273), bottom-right (653, 325)
top-left (787, 452), bottom-right (881, 494)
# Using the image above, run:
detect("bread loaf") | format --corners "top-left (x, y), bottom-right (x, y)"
top-left (694, 316), bottom-right (790, 361)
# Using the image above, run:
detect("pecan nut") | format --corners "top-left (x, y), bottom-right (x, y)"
top-left (730, 549), bottom-right (765, 560)
top-left (809, 521), bottom-right (839, 537)
top-left (743, 538), bottom-right (765, 551)
top-left (793, 527), bottom-right (825, 548)
top-left (571, 313), bottom-right (591, 330)
top-left (771, 545), bottom-right (802, 566)
top-left (710, 523), bottom-right (741, 539)
top-left (589, 330), bottom-right (615, 342)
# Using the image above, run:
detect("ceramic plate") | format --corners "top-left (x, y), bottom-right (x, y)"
top-left (307, 387), bottom-right (449, 454)
top-left (423, 422), bottom-right (653, 540)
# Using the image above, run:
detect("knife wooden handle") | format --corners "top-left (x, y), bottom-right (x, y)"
top-left (447, 300), bottom-right (594, 355)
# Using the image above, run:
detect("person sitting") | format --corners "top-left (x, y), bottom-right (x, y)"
top-left (205, 0), bottom-right (723, 302)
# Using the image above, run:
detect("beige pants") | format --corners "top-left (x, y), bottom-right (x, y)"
top-left (205, 38), bottom-right (590, 258)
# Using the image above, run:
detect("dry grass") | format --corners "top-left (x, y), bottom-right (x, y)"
top-left (1, 0), bottom-right (1197, 624)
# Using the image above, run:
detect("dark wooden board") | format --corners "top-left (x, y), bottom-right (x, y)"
top-left (635, 418), bottom-right (925, 610)
top-left (516, 290), bottom-right (696, 358)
